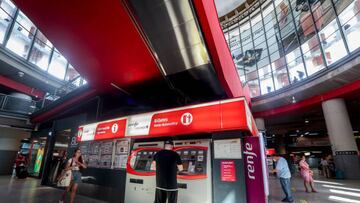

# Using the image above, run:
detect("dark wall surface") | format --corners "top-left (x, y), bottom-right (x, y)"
top-left (0, 150), bottom-right (17, 175)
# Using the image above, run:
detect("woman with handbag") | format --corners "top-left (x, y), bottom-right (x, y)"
top-left (59, 148), bottom-right (87, 203)
top-left (299, 154), bottom-right (317, 193)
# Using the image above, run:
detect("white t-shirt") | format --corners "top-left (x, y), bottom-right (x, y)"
top-left (68, 158), bottom-right (80, 171)
top-left (321, 160), bottom-right (328, 166)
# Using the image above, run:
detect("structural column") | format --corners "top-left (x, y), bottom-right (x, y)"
top-left (322, 98), bottom-right (360, 179)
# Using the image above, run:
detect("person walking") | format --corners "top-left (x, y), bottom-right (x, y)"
top-left (321, 156), bottom-right (330, 178)
top-left (272, 154), bottom-right (294, 203)
top-left (59, 148), bottom-right (87, 203)
top-left (152, 139), bottom-right (184, 203)
top-left (299, 155), bottom-right (317, 193)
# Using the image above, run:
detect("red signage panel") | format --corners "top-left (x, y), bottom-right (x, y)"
top-left (221, 100), bottom-right (248, 130)
top-left (149, 104), bottom-right (221, 136)
top-left (94, 119), bottom-right (126, 140)
top-left (220, 161), bottom-right (236, 182)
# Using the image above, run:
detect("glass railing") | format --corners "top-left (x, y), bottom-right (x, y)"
top-left (0, 75), bottom-right (88, 115)
top-left (223, 0), bottom-right (360, 98)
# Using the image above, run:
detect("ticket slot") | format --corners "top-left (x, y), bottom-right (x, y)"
top-left (177, 183), bottom-right (187, 189)
top-left (130, 178), bottom-right (144, 184)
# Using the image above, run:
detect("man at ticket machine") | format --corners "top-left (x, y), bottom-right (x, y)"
top-left (152, 139), bottom-right (184, 203)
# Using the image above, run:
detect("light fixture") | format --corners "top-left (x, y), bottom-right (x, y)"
top-left (18, 71), bottom-right (24, 77)
top-left (305, 119), bottom-right (309, 124)
top-left (291, 96), bottom-right (296, 103)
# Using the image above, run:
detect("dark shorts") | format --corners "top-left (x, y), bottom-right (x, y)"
top-left (72, 171), bottom-right (82, 184)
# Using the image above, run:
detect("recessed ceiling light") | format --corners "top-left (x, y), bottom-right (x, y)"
top-left (18, 71), bottom-right (24, 77)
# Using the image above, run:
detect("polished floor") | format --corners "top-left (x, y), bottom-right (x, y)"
top-left (0, 174), bottom-right (359, 203)
top-left (0, 176), bottom-right (106, 203)
top-left (269, 173), bottom-right (360, 203)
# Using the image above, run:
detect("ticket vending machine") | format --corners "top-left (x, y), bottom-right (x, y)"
top-left (125, 139), bottom-right (212, 203)
top-left (173, 139), bottom-right (212, 203)
top-left (125, 141), bottom-right (163, 203)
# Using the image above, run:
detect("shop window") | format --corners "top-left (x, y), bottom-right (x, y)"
top-left (334, 0), bottom-right (355, 16)
top-left (0, 0), bottom-right (16, 44)
top-left (65, 64), bottom-right (80, 82)
top-left (29, 31), bottom-right (53, 70)
top-left (320, 30), bottom-right (347, 65)
top-left (314, 2), bottom-right (333, 31)
top-left (6, 11), bottom-right (35, 59)
top-left (275, 0), bottom-right (299, 53)
top-left (270, 50), bottom-right (281, 62)
top-left (271, 60), bottom-right (289, 90)
top-left (237, 69), bottom-right (246, 83)
top-left (259, 65), bottom-right (274, 94)
top-left (301, 34), bottom-right (325, 76)
top-left (245, 69), bottom-right (258, 81)
top-left (338, 0), bottom-right (360, 52)
top-left (248, 79), bottom-right (261, 97)
top-left (223, 28), bottom-right (229, 44)
top-left (232, 48), bottom-right (245, 70)
top-left (240, 22), bottom-right (252, 46)
top-left (318, 19), bottom-right (347, 65)
top-left (302, 45), bottom-right (325, 76)
top-left (240, 41), bottom-right (258, 72)
top-left (287, 56), bottom-right (306, 84)
top-left (257, 54), bottom-right (270, 69)
top-left (229, 24), bottom-right (241, 51)
top-left (48, 50), bottom-right (67, 80)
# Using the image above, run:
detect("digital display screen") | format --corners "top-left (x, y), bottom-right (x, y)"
top-left (135, 160), bottom-right (150, 171)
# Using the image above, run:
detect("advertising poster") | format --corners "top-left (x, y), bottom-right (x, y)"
top-left (34, 147), bottom-right (44, 173)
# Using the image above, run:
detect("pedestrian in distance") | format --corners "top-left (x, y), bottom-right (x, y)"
top-left (272, 154), bottom-right (294, 203)
top-left (59, 148), bottom-right (87, 203)
top-left (299, 154), bottom-right (317, 193)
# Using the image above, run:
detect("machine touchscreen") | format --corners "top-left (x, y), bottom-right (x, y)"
top-left (176, 148), bottom-right (207, 175)
top-left (132, 150), bottom-right (158, 172)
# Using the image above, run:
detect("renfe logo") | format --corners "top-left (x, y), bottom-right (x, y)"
top-left (181, 112), bottom-right (193, 126)
top-left (77, 129), bottom-right (83, 139)
top-left (243, 142), bottom-right (257, 180)
top-left (111, 123), bottom-right (119, 133)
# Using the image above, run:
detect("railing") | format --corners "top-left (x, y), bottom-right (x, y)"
top-left (0, 93), bottom-right (38, 115)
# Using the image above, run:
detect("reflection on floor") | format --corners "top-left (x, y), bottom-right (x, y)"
top-left (0, 176), bottom-right (105, 203)
top-left (0, 174), bottom-right (359, 203)
top-left (269, 173), bottom-right (360, 203)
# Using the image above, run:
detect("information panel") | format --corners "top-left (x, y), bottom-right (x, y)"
top-left (214, 139), bottom-right (242, 159)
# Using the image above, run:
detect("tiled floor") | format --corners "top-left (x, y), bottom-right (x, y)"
top-left (0, 174), bottom-right (359, 203)
top-left (269, 173), bottom-right (360, 203)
